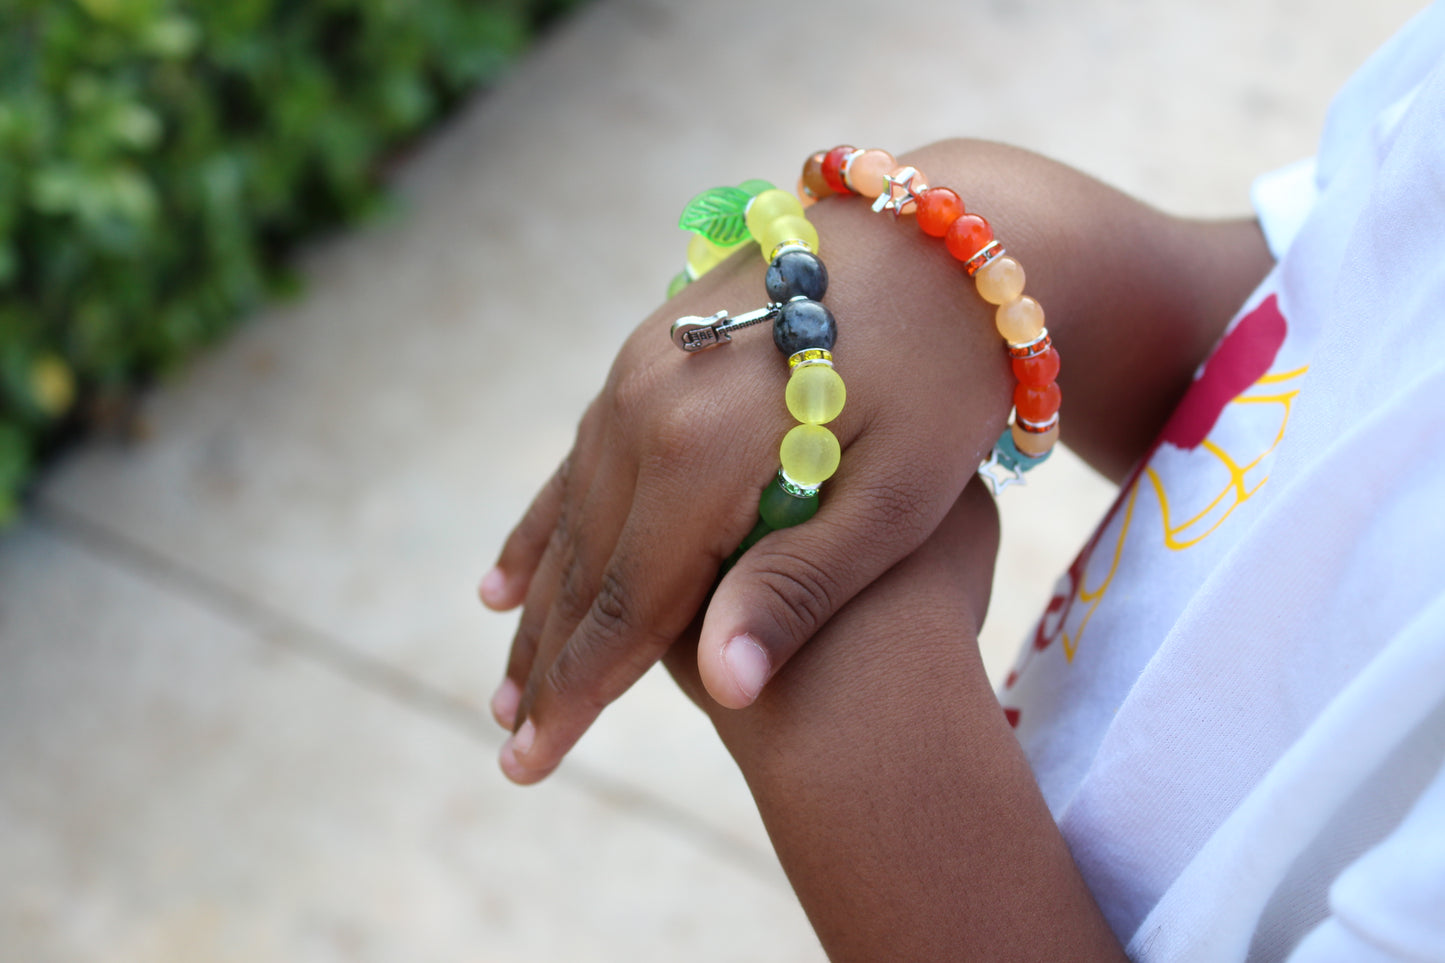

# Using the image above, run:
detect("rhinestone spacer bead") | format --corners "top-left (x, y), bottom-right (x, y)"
top-left (1016, 412), bottom-right (1061, 433)
top-left (778, 471), bottom-right (821, 498)
top-left (963, 241), bottom-right (1005, 276)
top-left (1007, 331), bottom-right (1052, 359)
top-left (788, 348), bottom-right (834, 369)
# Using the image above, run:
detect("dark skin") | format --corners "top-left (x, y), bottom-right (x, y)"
top-left (663, 480), bottom-right (1128, 962)
top-left (480, 140), bottom-right (1272, 954)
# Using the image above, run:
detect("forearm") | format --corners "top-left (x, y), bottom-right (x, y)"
top-left (671, 485), bottom-right (1127, 961)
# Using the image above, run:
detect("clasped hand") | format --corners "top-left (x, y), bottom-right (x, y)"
top-left (478, 170), bottom-right (1018, 783)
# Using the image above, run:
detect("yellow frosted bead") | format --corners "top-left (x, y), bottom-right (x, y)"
top-left (996, 296), bottom-right (1045, 343)
top-left (785, 364), bottom-right (846, 425)
top-left (686, 234), bottom-right (742, 277)
top-left (779, 424), bottom-right (841, 487)
top-left (745, 190), bottom-right (805, 240)
top-left (975, 256), bottom-right (1026, 305)
top-left (755, 214), bottom-right (819, 258)
top-left (1012, 420), bottom-right (1060, 456)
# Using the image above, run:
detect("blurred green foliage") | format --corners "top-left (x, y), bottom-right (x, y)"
top-left (0, 0), bottom-right (577, 524)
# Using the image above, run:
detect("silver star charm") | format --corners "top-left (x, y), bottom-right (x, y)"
top-left (978, 448), bottom-right (1026, 495)
top-left (871, 166), bottom-right (926, 220)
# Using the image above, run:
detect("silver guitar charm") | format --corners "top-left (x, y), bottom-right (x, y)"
top-left (670, 305), bottom-right (780, 353)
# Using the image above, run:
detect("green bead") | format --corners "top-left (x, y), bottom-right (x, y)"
top-left (785, 364), bottom-right (846, 425)
top-left (721, 517), bottom-right (774, 574)
top-left (778, 424), bottom-right (841, 488)
top-left (758, 474), bottom-right (820, 529)
top-left (666, 270), bottom-right (690, 299)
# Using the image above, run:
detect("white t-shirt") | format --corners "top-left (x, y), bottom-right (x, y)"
top-left (1000, 4), bottom-right (1445, 960)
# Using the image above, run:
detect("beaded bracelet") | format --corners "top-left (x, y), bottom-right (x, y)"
top-left (801, 146), bottom-right (1062, 493)
top-left (666, 181), bottom-right (847, 563)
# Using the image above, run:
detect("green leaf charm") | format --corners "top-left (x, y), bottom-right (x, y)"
top-left (737, 178), bottom-right (776, 198)
top-left (678, 186), bottom-right (752, 246)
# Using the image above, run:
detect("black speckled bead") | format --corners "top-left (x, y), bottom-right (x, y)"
top-left (765, 250), bottom-right (829, 303)
top-left (773, 298), bottom-right (837, 355)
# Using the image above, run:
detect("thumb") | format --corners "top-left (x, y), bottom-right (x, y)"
top-left (697, 480), bottom-right (944, 709)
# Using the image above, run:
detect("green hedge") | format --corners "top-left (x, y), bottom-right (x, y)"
top-left (0, 0), bottom-right (577, 524)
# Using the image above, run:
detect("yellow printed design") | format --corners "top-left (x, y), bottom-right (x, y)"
top-left (1005, 295), bottom-right (1304, 702)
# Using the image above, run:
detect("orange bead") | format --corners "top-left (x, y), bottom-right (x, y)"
top-left (975, 256), bottom-right (1026, 305)
top-left (845, 149), bottom-right (896, 197)
top-left (945, 213), bottom-right (993, 262)
top-left (1012, 420), bottom-right (1060, 456)
top-left (1014, 382), bottom-right (1062, 422)
top-left (996, 296), bottom-right (1045, 343)
top-left (1012, 347), bottom-right (1061, 385)
top-left (797, 176), bottom-right (817, 208)
top-left (916, 187), bottom-right (963, 237)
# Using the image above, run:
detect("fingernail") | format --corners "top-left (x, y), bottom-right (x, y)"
top-left (722, 634), bottom-right (770, 705)
top-left (511, 718), bottom-right (536, 758)
top-left (490, 677), bottom-right (521, 729)
top-left (479, 567), bottom-right (508, 607)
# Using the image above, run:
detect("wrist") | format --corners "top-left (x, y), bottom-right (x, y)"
top-left (807, 138), bottom-right (1272, 481)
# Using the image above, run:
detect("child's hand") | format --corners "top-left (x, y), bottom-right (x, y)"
top-left (482, 187), bottom-right (1014, 783)
top-left (480, 140), bottom-right (1274, 784)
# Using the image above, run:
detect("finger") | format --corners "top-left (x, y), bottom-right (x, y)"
top-left (492, 504), bottom-right (572, 728)
top-left (490, 436), bottom-right (609, 728)
top-left (481, 402), bottom-right (602, 612)
top-left (479, 459), bottom-right (567, 611)
top-left (724, 477), bottom-right (1000, 720)
top-left (499, 486), bottom-right (743, 785)
top-left (511, 444), bottom-right (639, 726)
top-left (696, 433), bottom-right (981, 709)
top-left (663, 478), bottom-right (1000, 738)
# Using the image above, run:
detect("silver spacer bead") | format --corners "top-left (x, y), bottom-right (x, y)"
top-left (778, 471), bottom-right (821, 498)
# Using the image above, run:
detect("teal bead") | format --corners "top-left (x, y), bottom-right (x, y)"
top-left (758, 474), bottom-right (820, 529)
top-left (996, 428), bottom-right (1052, 473)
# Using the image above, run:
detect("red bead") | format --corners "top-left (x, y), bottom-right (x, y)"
top-left (944, 213), bottom-right (994, 262)
top-left (1013, 382), bottom-right (1062, 422)
top-left (916, 187), bottom-right (964, 237)
top-left (1012, 347), bottom-right (1061, 386)
top-left (821, 146), bottom-right (855, 194)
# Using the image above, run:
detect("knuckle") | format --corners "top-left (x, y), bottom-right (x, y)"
top-left (546, 497), bottom-right (572, 554)
top-left (553, 554), bottom-right (593, 624)
top-left (853, 471), bottom-right (936, 544)
top-left (609, 364), bottom-right (661, 427)
top-left (542, 648), bottom-right (608, 712)
top-left (645, 393), bottom-right (754, 478)
top-left (542, 569), bottom-right (668, 706)
top-left (591, 567), bottom-right (632, 637)
top-left (753, 549), bottom-right (843, 640)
